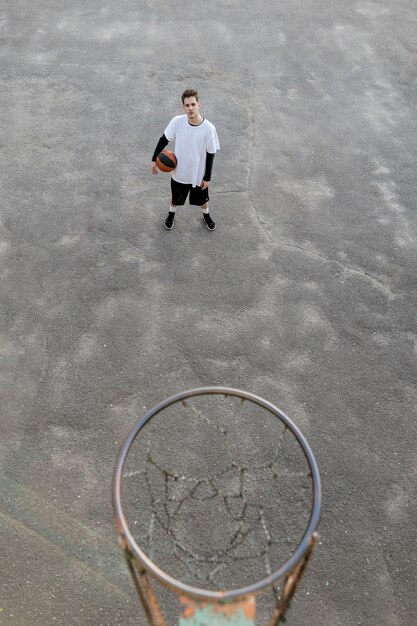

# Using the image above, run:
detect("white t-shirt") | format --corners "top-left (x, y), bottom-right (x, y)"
top-left (164, 115), bottom-right (220, 187)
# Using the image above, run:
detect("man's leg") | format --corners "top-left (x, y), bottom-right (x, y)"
top-left (165, 204), bottom-right (176, 230)
top-left (189, 187), bottom-right (216, 231)
top-left (201, 202), bottom-right (216, 231)
top-left (165, 180), bottom-right (190, 230)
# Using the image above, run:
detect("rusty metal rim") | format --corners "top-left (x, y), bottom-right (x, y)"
top-left (112, 386), bottom-right (321, 602)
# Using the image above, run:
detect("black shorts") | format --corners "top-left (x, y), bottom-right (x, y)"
top-left (171, 178), bottom-right (209, 206)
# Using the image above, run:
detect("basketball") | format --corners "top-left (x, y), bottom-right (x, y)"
top-left (156, 150), bottom-right (177, 172)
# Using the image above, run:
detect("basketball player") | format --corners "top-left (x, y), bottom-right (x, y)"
top-left (150, 89), bottom-right (220, 231)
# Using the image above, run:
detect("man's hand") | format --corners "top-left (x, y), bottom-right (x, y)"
top-left (150, 162), bottom-right (158, 175)
top-left (200, 180), bottom-right (209, 189)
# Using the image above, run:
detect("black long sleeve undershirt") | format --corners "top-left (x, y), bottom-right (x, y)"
top-left (204, 152), bottom-right (215, 182)
top-left (152, 134), bottom-right (215, 181)
top-left (152, 134), bottom-right (169, 161)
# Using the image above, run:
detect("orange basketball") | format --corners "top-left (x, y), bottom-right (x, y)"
top-left (156, 150), bottom-right (177, 172)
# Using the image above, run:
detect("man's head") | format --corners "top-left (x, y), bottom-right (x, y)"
top-left (181, 89), bottom-right (199, 104)
top-left (181, 89), bottom-right (201, 123)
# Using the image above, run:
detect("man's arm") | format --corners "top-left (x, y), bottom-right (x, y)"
top-left (204, 152), bottom-right (215, 181)
top-left (150, 134), bottom-right (169, 174)
top-left (201, 152), bottom-right (215, 188)
top-left (152, 134), bottom-right (169, 162)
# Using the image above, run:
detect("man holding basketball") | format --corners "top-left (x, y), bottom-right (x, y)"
top-left (150, 89), bottom-right (220, 231)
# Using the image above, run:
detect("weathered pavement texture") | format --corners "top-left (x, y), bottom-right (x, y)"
top-left (1, 1), bottom-right (416, 625)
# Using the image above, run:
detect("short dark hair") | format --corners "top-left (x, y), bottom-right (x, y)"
top-left (181, 89), bottom-right (199, 103)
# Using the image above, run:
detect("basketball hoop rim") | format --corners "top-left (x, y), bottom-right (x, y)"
top-left (112, 386), bottom-right (322, 602)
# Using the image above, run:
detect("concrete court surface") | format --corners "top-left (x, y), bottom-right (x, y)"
top-left (1, 0), bottom-right (416, 624)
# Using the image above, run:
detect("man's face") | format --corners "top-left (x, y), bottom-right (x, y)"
top-left (183, 97), bottom-right (200, 120)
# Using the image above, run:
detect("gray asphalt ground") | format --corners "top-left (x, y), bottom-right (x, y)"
top-left (1, 1), bottom-right (416, 625)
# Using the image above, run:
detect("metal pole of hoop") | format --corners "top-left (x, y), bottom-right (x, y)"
top-left (112, 387), bottom-right (322, 625)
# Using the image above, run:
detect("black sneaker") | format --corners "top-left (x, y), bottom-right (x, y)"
top-left (164, 211), bottom-right (175, 230)
top-left (203, 213), bottom-right (216, 231)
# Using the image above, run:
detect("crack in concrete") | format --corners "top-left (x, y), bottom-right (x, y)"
top-left (274, 240), bottom-right (398, 298)
top-left (237, 78), bottom-right (398, 300)
top-left (239, 75), bottom-right (273, 247)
